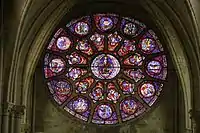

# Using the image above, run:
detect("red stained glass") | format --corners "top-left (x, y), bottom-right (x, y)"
top-left (124, 69), bottom-right (145, 82)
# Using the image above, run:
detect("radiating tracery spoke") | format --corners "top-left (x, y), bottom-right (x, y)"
top-left (43, 13), bottom-right (168, 125)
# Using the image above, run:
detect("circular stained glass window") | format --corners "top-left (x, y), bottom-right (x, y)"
top-left (43, 13), bottom-right (168, 125)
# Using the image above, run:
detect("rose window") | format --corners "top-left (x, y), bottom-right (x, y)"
top-left (43, 14), bottom-right (167, 125)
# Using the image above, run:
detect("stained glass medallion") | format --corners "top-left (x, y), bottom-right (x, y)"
top-left (43, 13), bottom-right (168, 125)
top-left (91, 54), bottom-right (120, 79)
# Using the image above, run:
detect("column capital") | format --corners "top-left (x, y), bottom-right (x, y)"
top-left (12, 105), bottom-right (25, 118)
top-left (0, 102), bottom-right (14, 115)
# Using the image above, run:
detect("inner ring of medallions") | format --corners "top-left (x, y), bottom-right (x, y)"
top-left (91, 54), bottom-right (120, 80)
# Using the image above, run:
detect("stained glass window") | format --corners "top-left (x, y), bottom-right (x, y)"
top-left (43, 13), bottom-right (167, 125)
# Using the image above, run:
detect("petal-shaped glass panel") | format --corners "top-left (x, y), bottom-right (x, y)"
top-left (90, 33), bottom-right (105, 51)
top-left (117, 79), bottom-right (135, 94)
top-left (108, 32), bottom-right (122, 51)
top-left (124, 53), bottom-right (145, 66)
top-left (118, 40), bottom-right (136, 56)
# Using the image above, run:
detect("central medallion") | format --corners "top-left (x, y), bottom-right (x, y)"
top-left (91, 54), bottom-right (120, 79)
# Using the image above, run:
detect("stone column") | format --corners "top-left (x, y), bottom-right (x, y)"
top-left (1, 102), bottom-right (13, 133)
top-left (9, 108), bottom-right (16, 133)
top-left (12, 105), bottom-right (25, 133)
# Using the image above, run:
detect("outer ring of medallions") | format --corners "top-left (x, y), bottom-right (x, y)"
top-left (89, 53), bottom-right (122, 81)
top-left (137, 81), bottom-right (157, 98)
top-left (144, 59), bottom-right (164, 78)
top-left (43, 53), bottom-right (67, 79)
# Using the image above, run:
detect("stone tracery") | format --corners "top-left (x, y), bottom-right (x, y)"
top-left (43, 13), bottom-right (168, 125)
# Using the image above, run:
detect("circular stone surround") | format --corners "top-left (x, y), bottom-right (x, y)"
top-left (43, 13), bottom-right (168, 125)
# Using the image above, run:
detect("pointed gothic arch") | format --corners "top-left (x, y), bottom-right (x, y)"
top-left (1, 0), bottom-right (200, 133)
